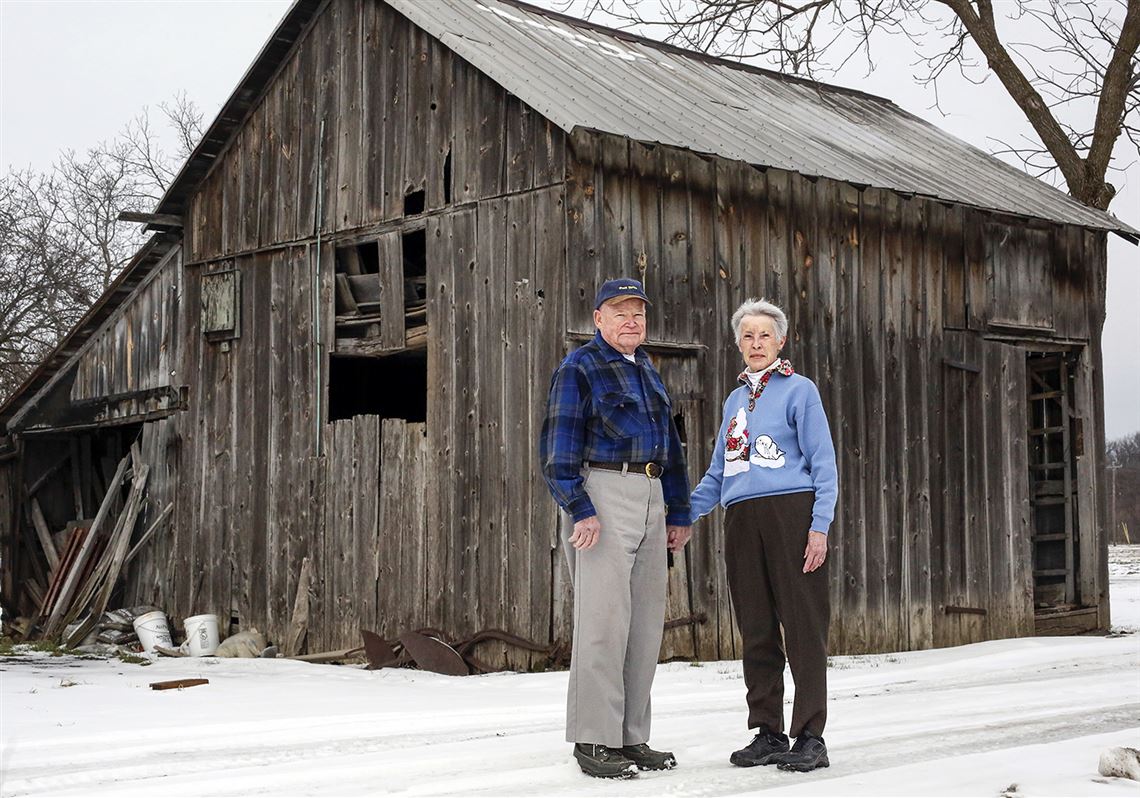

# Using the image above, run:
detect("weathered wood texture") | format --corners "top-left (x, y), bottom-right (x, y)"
top-left (4, 0), bottom-right (1113, 664)
top-left (565, 131), bottom-right (1108, 656)
top-left (186, 0), bottom-right (566, 265)
top-left (71, 253), bottom-right (183, 405)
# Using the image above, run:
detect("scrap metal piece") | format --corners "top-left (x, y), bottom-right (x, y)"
top-left (398, 631), bottom-right (469, 676)
top-left (361, 629), bottom-right (399, 670)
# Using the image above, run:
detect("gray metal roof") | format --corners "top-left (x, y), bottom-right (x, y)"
top-left (390, 0), bottom-right (1136, 237)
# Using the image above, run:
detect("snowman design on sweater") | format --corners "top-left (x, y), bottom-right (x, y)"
top-left (723, 409), bottom-right (786, 476)
top-left (724, 408), bottom-right (751, 477)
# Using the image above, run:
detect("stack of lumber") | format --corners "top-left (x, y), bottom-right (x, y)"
top-left (23, 443), bottom-right (172, 647)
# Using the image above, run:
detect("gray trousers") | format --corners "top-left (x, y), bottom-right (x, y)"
top-left (560, 466), bottom-right (667, 746)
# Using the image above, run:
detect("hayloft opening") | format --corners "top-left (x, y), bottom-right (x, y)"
top-left (327, 351), bottom-right (427, 422)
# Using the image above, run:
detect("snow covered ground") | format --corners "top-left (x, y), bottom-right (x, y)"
top-left (3, 547), bottom-right (1139, 797)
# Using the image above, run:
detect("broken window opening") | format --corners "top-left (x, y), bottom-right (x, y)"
top-left (403, 188), bottom-right (426, 217)
top-left (327, 351), bottom-right (427, 422)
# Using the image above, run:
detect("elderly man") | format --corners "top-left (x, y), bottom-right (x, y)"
top-left (540, 278), bottom-right (692, 779)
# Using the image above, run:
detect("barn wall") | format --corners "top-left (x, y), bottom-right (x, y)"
top-left (567, 131), bottom-right (1109, 655)
top-left (71, 250), bottom-right (183, 404)
top-left (118, 0), bottom-right (572, 656)
top-left (185, 0), bottom-right (566, 265)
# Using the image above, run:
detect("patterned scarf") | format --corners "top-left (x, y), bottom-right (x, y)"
top-left (737, 358), bottom-right (795, 412)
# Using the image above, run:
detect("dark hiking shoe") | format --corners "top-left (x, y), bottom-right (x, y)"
top-left (619, 743), bottom-right (677, 770)
top-left (573, 744), bottom-right (639, 779)
top-left (774, 731), bottom-right (829, 772)
top-left (729, 729), bottom-right (790, 767)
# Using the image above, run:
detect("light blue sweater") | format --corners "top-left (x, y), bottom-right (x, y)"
top-left (689, 371), bottom-right (838, 533)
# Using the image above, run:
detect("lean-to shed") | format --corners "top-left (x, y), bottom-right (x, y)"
top-left (2, 0), bottom-right (1136, 662)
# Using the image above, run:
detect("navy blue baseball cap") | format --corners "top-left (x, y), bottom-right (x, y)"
top-left (594, 278), bottom-right (652, 310)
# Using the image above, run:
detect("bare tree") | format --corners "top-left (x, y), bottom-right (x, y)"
top-left (570, 0), bottom-right (1139, 210)
top-left (0, 96), bottom-right (203, 401)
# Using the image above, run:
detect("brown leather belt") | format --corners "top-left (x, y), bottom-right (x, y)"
top-left (588, 461), bottom-right (663, 479)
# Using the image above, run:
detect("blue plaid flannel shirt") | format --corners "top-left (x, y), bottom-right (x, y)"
top-left (540, 332), bottom-right (691, 525)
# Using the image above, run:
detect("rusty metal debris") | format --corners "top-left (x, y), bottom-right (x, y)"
top-left (398, 631), bottom-right (469, 676)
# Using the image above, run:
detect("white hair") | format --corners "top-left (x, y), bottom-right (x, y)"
top-left (731, 298), bottom-right (788, 344)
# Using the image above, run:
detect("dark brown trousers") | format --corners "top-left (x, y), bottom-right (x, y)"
top-left (724, 490), bottom-right (829, 738)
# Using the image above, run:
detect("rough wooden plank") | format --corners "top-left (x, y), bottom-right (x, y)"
top-left (564, 135), bottom-right (601, 335)
top-left (353, 415), bottom-right (379, 638)
top-left (533, 117), bottom-right (566, 189)
top-left (381, 13), bottom-right (409, 220)
top-left (476, 196), bottom-right (507, 642)
top-left (360, 0), bottom-right (385, 223)
top-left (29, 498), bottom-right (59, 573)
top-left (904, 198), bottom-right (933, 650)
top-left (532, 185), bottom-right (569, 661)
top-left (316, 0), bottom-right (341, 234)
top-left (426, 212), bottom-right (455, 633)
top-left (378, 233), bottom-right (404, 349)
top-left (449, 207), bottom-right (479, 637)
top-left (403, 23), bottom-right (432, 203)
top-left (658, 147), bottom-right (693, 344)
top-left (406, 423), bottom-right (428, 630)
top-left (335, 0), bottom-right (364, 230)
top-left (505, 96), bottom-right (534, 194)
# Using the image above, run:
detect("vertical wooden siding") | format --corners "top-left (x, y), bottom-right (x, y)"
top-left (186, 0), bottom-right (566, 265)
top-left (565, 132), bottom-right (1104, 655)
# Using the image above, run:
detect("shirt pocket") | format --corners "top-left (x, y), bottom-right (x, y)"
top-left (596, 390), bottom-right (644, 439)
top-left (648, 378), bottom-right (673, 414)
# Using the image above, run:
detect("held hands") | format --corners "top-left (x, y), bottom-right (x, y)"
top-left (667, 525), bottom-right (692, 552)
top-left (570, 516), bottom-right (601, 550)
top-left (572, 518), bottom-right (693, 552)
top-left (803, 531), bottom-right (828, 573)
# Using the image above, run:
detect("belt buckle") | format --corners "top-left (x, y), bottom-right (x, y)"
top-left (645, 462), bottom-right (662, 479)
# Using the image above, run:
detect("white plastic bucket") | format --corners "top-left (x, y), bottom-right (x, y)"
top-left (132, 611), bottom-right (173, 653)
top-left (183, 614), bottom-right (220, 656)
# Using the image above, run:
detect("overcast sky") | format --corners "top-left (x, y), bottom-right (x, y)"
top-left (1, 0), bottom-right (1136, 439)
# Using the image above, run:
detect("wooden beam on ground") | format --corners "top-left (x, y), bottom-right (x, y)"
top-left (149, 678), bottom-right (208, 690)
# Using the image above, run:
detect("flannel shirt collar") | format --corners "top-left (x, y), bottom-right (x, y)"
top-left (593, 330), bottom-right (648, 366)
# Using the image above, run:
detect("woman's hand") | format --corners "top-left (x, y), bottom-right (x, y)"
top-left (803, 531), bottom-right (827, 573)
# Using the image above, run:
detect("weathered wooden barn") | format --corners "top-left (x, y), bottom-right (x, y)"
top-left (2, 0), bottom-right (1136, 663)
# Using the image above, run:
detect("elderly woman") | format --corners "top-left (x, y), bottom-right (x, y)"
top-left (688, 298), bottom-right (838, 773)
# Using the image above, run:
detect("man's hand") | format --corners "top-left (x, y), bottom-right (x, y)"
top-left (803, 531), bottom-right (828, 573)
top-left (570, 516), bottom-right (601, 550)
top-left (666, 524), bottom-right (692, 552)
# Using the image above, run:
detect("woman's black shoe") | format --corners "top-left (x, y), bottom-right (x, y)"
top-left (774, 731), bottom-right (829, 772)
top-left (729, 729), bottom-right (790, 766)
top-left (573, 744), bottom-right (639, 779)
